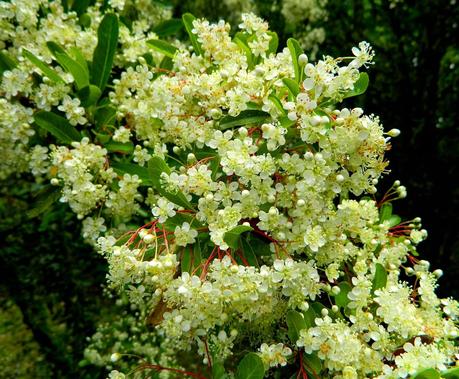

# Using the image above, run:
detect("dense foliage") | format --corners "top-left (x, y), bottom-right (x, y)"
top-left (0, 0), bottom-right (458, 378)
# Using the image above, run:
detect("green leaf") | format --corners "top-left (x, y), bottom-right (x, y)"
top-left (372, 263), bottom-right (388, 293)
top-left (153, 18), bottom-right (183, 37)
top-left (223, 225), bottom-right (253, 250)
top-left (91, 13), bottom-right (119, 91)
top-left (387, 214), bottom-right (402, 227)
top-left (104, 141), bottom-right (134, 154)
top-left (303, 353), bottom-right (322, 376)
top-left (34, 111), bottom-right (81, 144)
top-left (267, 31), bottom-right (278, 55)
top-left (181, 243), bottom-right (202, 275)
top-left (27, 186), bottom-right (61, 219)
top-left (71, 0), bottom-right (90, 15)
top-left (69, 47), bottom-right (89, 78)
top-left (287, 38), bottom-right (303, 83)
top-left (212, 360), bottom-right (227, 379)
top-left (47, 42), bottom-right (89, 90)
top-left (268, 93), bottom-right (287, 115)
top-left (111, 162), bottom-right (151, 185)
top-left (334, 282), bottom-right (352, 308)
top-left (182, 13), bottom-right (202, 56)
top-left (0, 51), bottom-right (17, 77)
top-left (235, 353), bottom-right (265, 379)
top-left (286, 310), bottom-right (307, 343)
top-left (23, 49), bottom-right (64, 83)
top-left (233, 35), bottom-right (254, 69)
top-left (442, 367), bottom-right (459, 378)
top-left (343, 72), bottom-right (369, 99)
top-left (245, 235), bottom-right (272, 256)
top-left (77, 84), bottom-right (101, 107)
top-left (219, 110), bottom-right (270, 130)
top-left (302, 307), bottom-right (317, 328)
top-left (146, 39), bottom-right (178, 58)
top-left (94, 105), bottom-right (117, 127)
top-left (240, 237), bottom-right (259, 267)
top-left (413, 368), bottom-right (441, 379)
top-left (379, 203), bottom-right (393, 222)
top-left (181, 246), bottom-right (193, 273)
top-left (148, 156), bottom-right (193, 209)
top-left (283, 78), bottom-right (300, 98)
top-left (159, 55), bottom-right (173, 71)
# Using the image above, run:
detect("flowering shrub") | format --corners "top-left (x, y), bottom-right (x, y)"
top-left (1, 1), bottom-right (458, 378)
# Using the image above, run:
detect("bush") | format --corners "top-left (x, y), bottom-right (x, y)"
top-left (1, 1), bottom-right (458, 378)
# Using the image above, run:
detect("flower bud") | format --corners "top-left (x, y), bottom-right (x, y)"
top-left (298, 54), bottom-right (308, 65)
top-left (433, 269), bottom-right (443, 278)
top-left (387, 128), bottom-right (401, 137)
top-left (143, 234), bottom-right (155, 244)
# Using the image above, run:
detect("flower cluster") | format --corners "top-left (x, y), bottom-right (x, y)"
top-left (1, 4), bottom-right (458, 378)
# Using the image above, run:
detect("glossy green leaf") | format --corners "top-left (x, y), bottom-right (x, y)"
top-left (372, 263), bottom-right (388, 293)
top-left (91, 13), bottom-right (119, 91)
top-left (77, 84), bottom-right (101, 107)
top-left (388, 214), bottom-right (402, 227)
top-left (47, 42), bottom-right (89, 90)
top-left (146, 39), bottom-right (178, 58)
top-left (303, 353), bottom-right (322, 376)
top-left (413, 368), bottom-right (441, 379)
top-left (442, 367), bottom-right (459, 378)
top-left (233, 35), bottom-right (254, 69)
top-left (334, 282), bottom-right (352, 308)
top-left (153, 18), bottom-right (183, 37)
top-left (148, 156), bottom-right (193, 209)
top-left (187, 242), bottom-right (203, 275)
top-left (0, 51), bottom-right (17, 77)
top-left (379, 203), bottom-right (393, 222)
top-left (268, 93), bottom-right (287, 115)
top-left (23, 49), bottom-right (64, 83)
top-left (240, 237), bottom-right (259, 267)
top-left (235, 353), bottom-right (265, 379)
top-left (224, 225), bottom-right (253, 250)
top-left (69, 47), bottom-right (89, 78)
top-left (267, 31), bottom-right (279, 55)
top-left (287, 38), bottom-right (303, 83)
top-left (283, 78), bottom-right (300, 98)
top-left (94, 105), bottom-right (117, 127)
top-left (286, 310), bottom-right (307, 343)
top-left (34, 110), bottom-right (81, 143)
top-left (212, 360), bottom-right (227, 379)
top-left (71, 0), bottom-right (90, 15)
top-left (104, 141), bottom-right (134, 154)
top-left (219, 110), bottom-right (270, 130)
top-left (302, 306), bottom-right (317, 328)
top-left (111, 162), bottom-right (151, 185)
top-left (343, 72), bottom-right (369, 98)
top-left (182, 13), bottom-right (202, 56)
top-left (246, 235), bottom-right (272, 256)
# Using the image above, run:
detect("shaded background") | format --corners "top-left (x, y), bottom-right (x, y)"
top-left (1, 0), bottom-right (458, 377)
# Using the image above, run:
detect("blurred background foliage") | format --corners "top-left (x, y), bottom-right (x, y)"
top-left (1, 0), bottom-right (458, 377)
